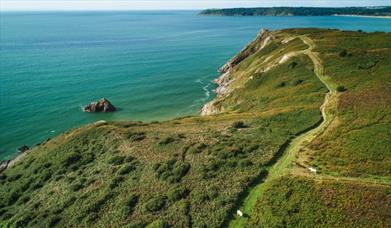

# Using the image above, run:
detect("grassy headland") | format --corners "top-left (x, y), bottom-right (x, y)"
top-left (0, 28), bottom-right (390, 227)
top-left (199, 7), bottom-right (391, 17)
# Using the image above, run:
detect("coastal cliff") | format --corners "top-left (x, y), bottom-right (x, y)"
top-left (1, 29), bottom-right (390, 228)
top-left (201, 29), bottom-right (275, 115)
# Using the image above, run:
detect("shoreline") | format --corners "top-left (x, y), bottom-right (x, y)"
top-left (333, 14), bottom-right (391, 19)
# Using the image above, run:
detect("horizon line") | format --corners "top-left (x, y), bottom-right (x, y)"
top-left (1, 5), bottom-right (389, 12)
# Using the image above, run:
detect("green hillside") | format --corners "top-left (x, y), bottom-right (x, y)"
top-left (1, 28), bottom-right (390, 227)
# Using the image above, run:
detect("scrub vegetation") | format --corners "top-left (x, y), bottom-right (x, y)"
top-left (1, 28), bottom-right (390, 227)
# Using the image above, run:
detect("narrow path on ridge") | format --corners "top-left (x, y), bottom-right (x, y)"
top-left (228, 34), bottom-right (391, 228)
top-left (228, 35), bottom-right (337, 228)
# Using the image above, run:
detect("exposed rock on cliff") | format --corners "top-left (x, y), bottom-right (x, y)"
top-left (201, 29), bottom-right (275, 116)
top-left (219, 29), bottom-right (274, 74)
top-left (17, 145), bottom-right (29, 153)
top-left (0, 160), bottom-right (10, 173)
top-left (83, 98), bottom-right (116, 113)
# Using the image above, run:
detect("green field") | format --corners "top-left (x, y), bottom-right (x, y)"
top-left (1, 29), bottom-right (390, 227)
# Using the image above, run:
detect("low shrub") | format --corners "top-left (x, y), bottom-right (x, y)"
top-left (232, 121), bottom-right (247, 129)
top-left (238, 159), bottom-right (253, 168)
top-left (87, 191), bottom-right (116, 213)
top-left (40, 170), bottom-right (52, 182)
top-left (358, 60), bottom-right (377, 69)
top-left (178, 201), bottom-right (190, 215)
top-left (339, 49), bottom-right (348, 57)
top-left (226, 160), bottom-right (237, 168)
top-left (108, 156), bottom-right (126, 165)
top-left (118, 164), bottom-right (135, 175)
top-left (292, 79), bottom-right (304, 86)
top-left (192, 191), bottom-right (209, 202)
top-left (63, 153), bottom-right (82, 168)
top-left (48, 216), bottom-right (61, 227)
top-left (336, 85), bottom-right (347, 92)
top-left (167, 186), bottom-right (188, 202)
top-left (146, 219), bottom-right (170, 228)
top-left (172, 163), bottom-right (190, 179)
top-left (63, 196), bottom-right (77, 209)
top-left (207, 186), bottom-right (219, 199)
top-left (158, 137), bottom-right (175, 145)
top-left (8, 191), bottom-right (21, 205)
top-left (125, 156), bottom-right (135, 163)
top-left (144, 196), bottom-right (166, 212)
top-left (42, 162), bottom-right (52, 168)
top-left (15, 215), bottom-right (32, 227)
top-left (127, 132), bottom-right (146, 142)
top-left (125, 194), bottom-right (139, 215)
top-left (19, 196), bottom-right (30, 204)
top-left (155, 159), bottom-right (190, 183)
top-left (177, 133), bottom-right (186, 139)
top-left (70, 183), bottom-right (84, 192)
top-left (31, 181), bottom-right (44, 190)
top-left (276, 81), bottom-right (286, 88)
top-left (288, 61), bottom-right (298, 69)
top-left (188, 143), bottom-right (208, 154)
top-left (110, 176), bottom-right (125, 188)
top-left (8, 174), bottom-right (22, 182)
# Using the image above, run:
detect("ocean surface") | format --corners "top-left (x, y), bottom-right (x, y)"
top-left (1, 11), bottom-right (390, 160)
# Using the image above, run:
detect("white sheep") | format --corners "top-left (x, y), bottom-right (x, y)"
top-left (237, 210), bottom-right (243, 217)
top-left (308, 167), bottom-right (317, 173)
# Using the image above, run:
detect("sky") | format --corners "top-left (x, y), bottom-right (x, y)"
top-left (1, 0), bottom-right (390, 11)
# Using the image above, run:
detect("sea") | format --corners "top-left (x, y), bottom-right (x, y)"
top-left (1, 11), bottom-right (390, 160)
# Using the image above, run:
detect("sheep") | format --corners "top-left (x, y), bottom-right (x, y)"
top-left (308, 167), bottom-right (317, 173)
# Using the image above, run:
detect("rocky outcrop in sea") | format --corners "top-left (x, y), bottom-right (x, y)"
top-left (83, 98), bottom-right (116, 113)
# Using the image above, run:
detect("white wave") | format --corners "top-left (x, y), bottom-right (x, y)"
top-left (195, 78), bottom-right (202, 84)
top-left (188, 79), bottom-right (213, 110)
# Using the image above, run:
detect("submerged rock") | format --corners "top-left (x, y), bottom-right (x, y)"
top-left (18, 145), bottom-right (29, 153)
top-left (83, 98), bottom-right (116, 113)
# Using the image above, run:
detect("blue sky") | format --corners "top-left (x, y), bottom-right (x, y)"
top-left (1, 0), bottom-right (389, 11)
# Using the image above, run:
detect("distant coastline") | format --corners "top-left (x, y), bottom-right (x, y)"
top-left (200, 6), bottom-right (391, 17)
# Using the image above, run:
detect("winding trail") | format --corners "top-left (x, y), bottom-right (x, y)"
top-left (228, 35), bottom-right (337, 228)
top-left (228, 35), bottom-right (390, 227)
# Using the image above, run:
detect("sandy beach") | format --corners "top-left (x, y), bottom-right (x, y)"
top-left (334, 14), bottom-right (391, 19)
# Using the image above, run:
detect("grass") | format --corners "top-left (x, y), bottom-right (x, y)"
top-left (301, 29), bottom-right (391, 178)
top-left (0, 109), bottom-right (322, 227)
top-left (249, 176), bottom-right (391, 227)
top-left (0, 28), bottom-right (390, 227)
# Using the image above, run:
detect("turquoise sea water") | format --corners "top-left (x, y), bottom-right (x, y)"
top-left (1, 11), bottom-right (390, 160)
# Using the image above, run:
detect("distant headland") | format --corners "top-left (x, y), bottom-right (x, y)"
top-left (199, 6), bottom-right (391, 17)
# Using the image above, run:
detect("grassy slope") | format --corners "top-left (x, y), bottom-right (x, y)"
top-left (0, 30), bottom-right (325, 227)
top-left (307, 30), bottom-right (391, 178)
top-left (249, 176), bottom-right (391, 227)
top-left (0, 29), bottom-right (390, 227)
top-left (248, 29), bottom-right (391, 227)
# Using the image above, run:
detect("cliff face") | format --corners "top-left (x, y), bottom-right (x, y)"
top-left (201, 29), bottom-right (274, 116)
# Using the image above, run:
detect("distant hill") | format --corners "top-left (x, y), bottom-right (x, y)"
top-left (200, 6), bottom-right (391, 16)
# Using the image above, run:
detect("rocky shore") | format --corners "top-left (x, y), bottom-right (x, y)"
top-left (0, 146), bottom-right (31, 173)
